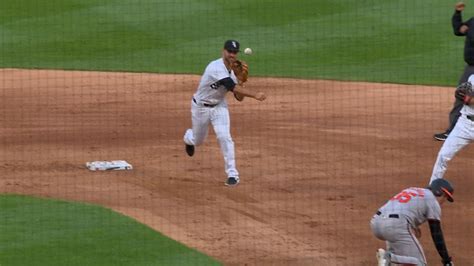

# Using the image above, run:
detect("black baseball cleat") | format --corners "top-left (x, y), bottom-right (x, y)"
top-left (185, 144), bottom-right (195, 156)
top-left (433, 132), bottom-right (449, 141)
top-left (225, 177), bottom-right (240, 187)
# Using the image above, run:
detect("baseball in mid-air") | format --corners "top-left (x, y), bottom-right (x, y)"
top-left (244, 47), bottom-right (253, 55)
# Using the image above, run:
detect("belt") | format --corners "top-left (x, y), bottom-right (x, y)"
top-left (193, 98), bottom-right (217, 108)
top-left (376, 211), bottom-right (399, 219)
top-left (467, 115), bottom-right (474, 121)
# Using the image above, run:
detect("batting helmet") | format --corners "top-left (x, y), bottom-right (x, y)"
top-left (430, 179), bottom-right (454, 202)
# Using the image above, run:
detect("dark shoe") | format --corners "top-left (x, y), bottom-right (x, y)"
top-left (433, 132), bottom-right (448, 141)
top-left (185, 144), bottom-right (194, 156)
top-left (225, 177), bottom-right (239, 186)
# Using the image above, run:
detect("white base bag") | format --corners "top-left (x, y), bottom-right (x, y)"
top-left (86, 160), bottom-right (133, 171)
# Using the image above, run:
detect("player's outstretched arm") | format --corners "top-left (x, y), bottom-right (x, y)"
top-left (428, 220), bottom-right (453, 265)
top-left (233, 86), bottom-right (266, 101)
top-left (453, 2), bottom-right (468, 35)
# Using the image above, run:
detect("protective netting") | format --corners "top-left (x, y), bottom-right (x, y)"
top-left (1, 1), bottom-right (472, 265)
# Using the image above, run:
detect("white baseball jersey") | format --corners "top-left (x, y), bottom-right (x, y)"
top-left (183, 57), bottom-right (240, 179)
top-left (460, 104), bottom-right (474, 116)
top-left (430, 74), bottom-right (474, 183)
top-left (378, 187), bottom-right (441, 226)
top-left (193, 58), bottom-right (238, 106)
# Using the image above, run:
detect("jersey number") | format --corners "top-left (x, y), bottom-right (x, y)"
top-left (390, 189), bottom-right (425, 203)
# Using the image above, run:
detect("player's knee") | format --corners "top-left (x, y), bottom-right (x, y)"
top-left (216, 133), bottom-right (232, 143)
top-left (438, 152), bottom-right (453, 163)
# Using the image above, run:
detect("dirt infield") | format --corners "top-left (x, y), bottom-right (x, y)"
top-left (1, 69), bottom-right (473, 265)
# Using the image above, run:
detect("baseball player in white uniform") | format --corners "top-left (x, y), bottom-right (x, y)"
top-left (430, 74), bottom-right (474, 184)
top-left (183, 40), bottom-right (266, 186)
top-left (371, 179), bottom-right (454, 266)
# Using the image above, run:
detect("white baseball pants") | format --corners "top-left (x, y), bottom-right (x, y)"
top-left (430, 115), bottom-right (474, 184)
top-left (183, 99), bottom-right (239, 178)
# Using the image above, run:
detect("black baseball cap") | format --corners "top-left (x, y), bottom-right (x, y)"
top-left (430, 178), bottom-right (454, 202)
top-left (224, 40), bottom-right (240, 52)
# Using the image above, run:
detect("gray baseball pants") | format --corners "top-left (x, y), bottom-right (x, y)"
top-left (370, 213), bottom-right (426, 265)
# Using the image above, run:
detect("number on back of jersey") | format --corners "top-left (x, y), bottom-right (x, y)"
top-left (390, 188), bottom-right (425, 203)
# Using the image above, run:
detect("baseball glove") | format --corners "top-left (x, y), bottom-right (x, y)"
top-left (455, 81), bottom-right (473, 104)
top-left (232, 60), bottom-right (248, 85)
top-left (465, 87), bottom-right (474, 105)
top-left (231, 60), bottom-right (249, 102)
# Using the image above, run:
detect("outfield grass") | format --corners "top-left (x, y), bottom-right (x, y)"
top-left (0, 0), bottom-right (468, 84)
top-left (0, 195), bottom-right (220, 266)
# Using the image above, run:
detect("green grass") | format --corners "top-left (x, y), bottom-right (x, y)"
top-left (0, 194), bottom-right (220, 266)
top-left (0, 0), bottom-right (469, 85)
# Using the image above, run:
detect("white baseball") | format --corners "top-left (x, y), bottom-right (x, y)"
top-left (244, 48), bottom-right (253, 55)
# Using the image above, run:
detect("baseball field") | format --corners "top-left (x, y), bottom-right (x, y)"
top-left (1, 0), bottom-right (473, 265)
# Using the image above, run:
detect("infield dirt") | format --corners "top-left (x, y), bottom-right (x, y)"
top-left (1, 69), bottom-right (472, 265)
